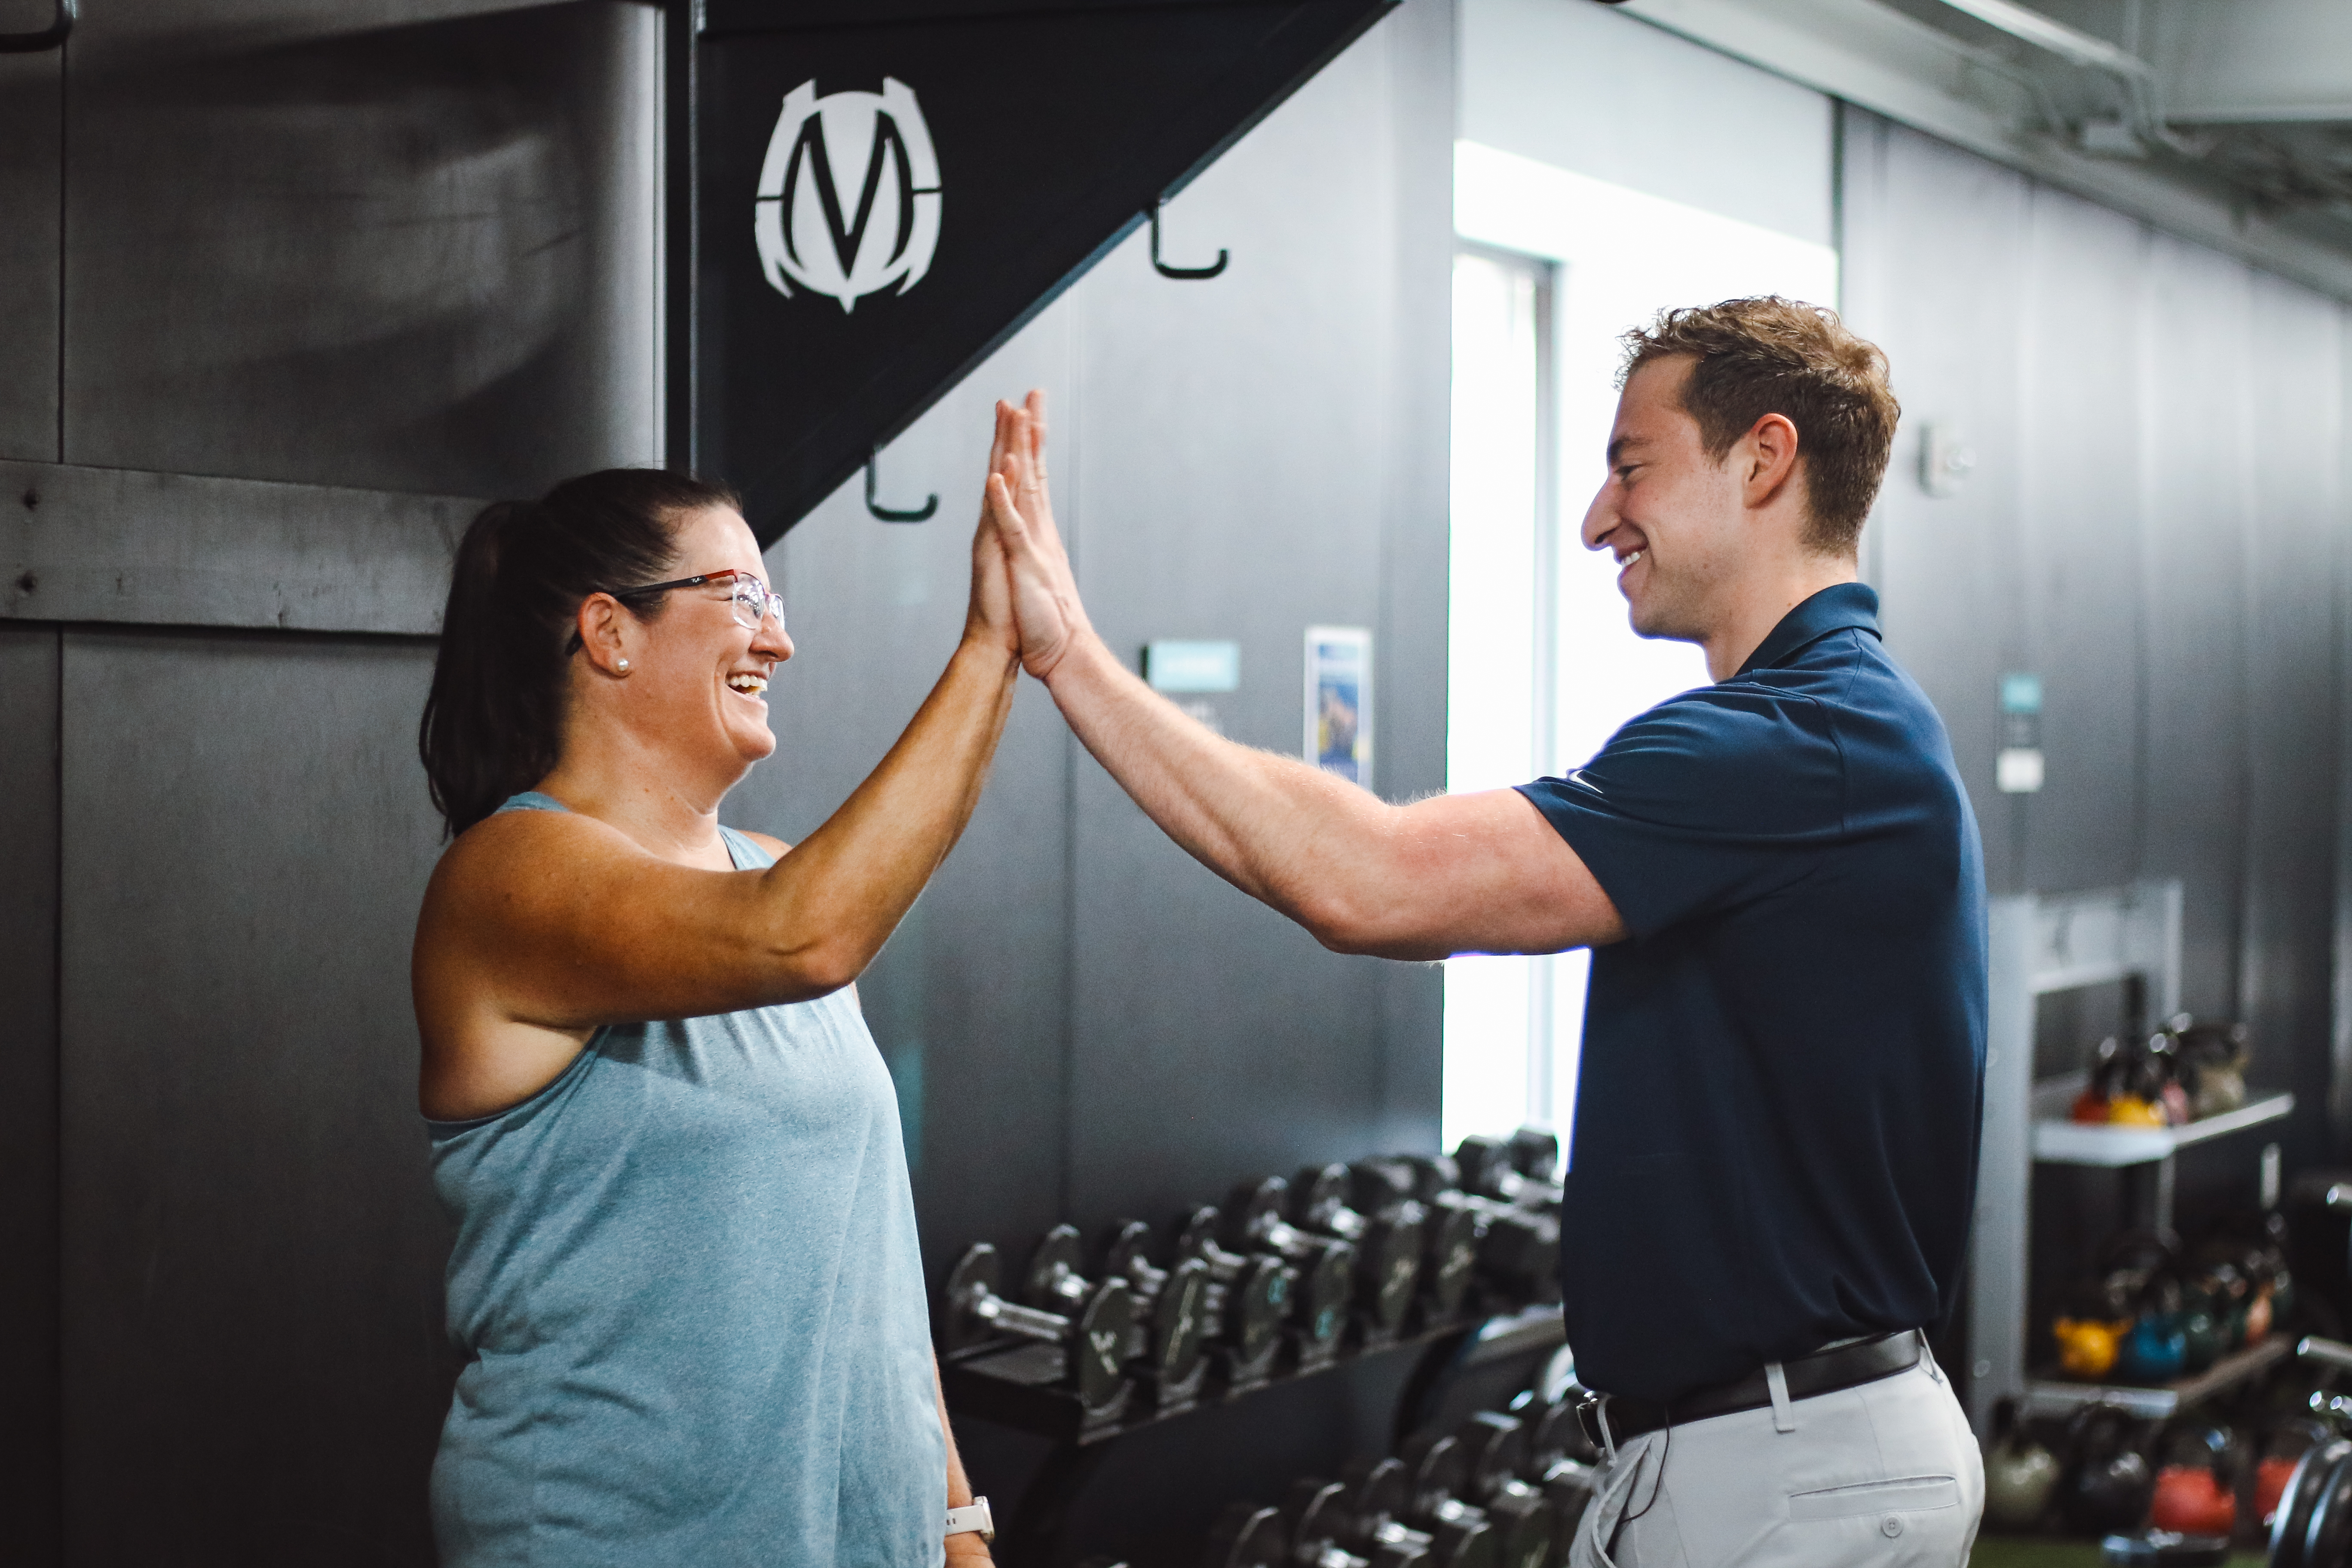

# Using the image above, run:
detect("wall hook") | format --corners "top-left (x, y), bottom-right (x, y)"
top-left (0, 0), bottom-right (76, 52)
top-left (866, 448), bottom-right (937, 523)
top-left (1148, 202), bottom-right (1228, 280)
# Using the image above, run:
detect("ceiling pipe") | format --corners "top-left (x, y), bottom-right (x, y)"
top-left (1929, 0), bottom-right (2206, 155)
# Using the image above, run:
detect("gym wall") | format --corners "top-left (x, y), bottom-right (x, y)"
top-left (0, 0), bottom-right (1453, 1561)
top-left (1841, 107), bottom-right (2352, 1171)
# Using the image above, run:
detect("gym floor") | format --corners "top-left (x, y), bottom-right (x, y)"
top-left (1969, 1537), bottom-right (2265, 1567)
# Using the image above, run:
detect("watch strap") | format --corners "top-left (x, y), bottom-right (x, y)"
top-left (946, 1498), bottom-right (994, 1544)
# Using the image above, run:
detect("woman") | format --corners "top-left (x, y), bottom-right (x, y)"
top-left (411, 402), bottom-right (1044, 1564)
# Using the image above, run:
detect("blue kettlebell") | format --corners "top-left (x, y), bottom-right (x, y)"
top-left (2116, 1312), bottom-right (2188, 1384)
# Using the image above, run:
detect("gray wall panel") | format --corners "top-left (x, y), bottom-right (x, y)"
top-left (1843, 113), bottom-right (2031, 894)
top-left (61, 0), bottom-right (658, 498)
top-left (1065, 11), bottom-right (1445, 1233)
top-left (59, 630), bottom-right (456, 1565)
top-left (0, 624), bottom-right (61, 1560)
top-left (2243, 273), bottom-right (2346, 1149)
top-left (2140, 236), bottom-right (2255, 1022)
top-left (0, 51), bottom-right (60, 462)
top-left (2016, 191), bottom-right (2147, 899)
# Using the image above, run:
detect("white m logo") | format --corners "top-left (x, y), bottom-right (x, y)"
top-left (753, 78), bottom-right (941, 313)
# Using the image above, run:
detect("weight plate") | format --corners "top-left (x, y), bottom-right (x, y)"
top-left (1507, 1127), bottom-right (1560, 1185)
top-left (1365, 1212), bottom-right (1425, 1332)
top-left (1152, 1258), bottom-right (1210, 1386)
top-left (1286, 1478), bottom-right (1355, 1557)
top-left (1176, 1206), bottom-right (1223, 1266)
top-left (1543, 1464), bottom-right (1599, 1559)
top-left (940, 1243), bottom-right (1002, 1354)
top-left (1303, 1238), bottom-right (1357, 1327)
top-left (1025, 1223), bottom-right (1088, 1312)
top-left (1342, 1456), bottom-right (1411, 1537)
top-left (1400, 1433), bottom-right (1468, 1522)
top-left (2304, 1450), bottom-right (2352, 1568)
top-left (1231, 1254), bottom-right (1291, 1360)
top-left (1371, 1541), bottom-right (1433, 1568)
top-left (1429, 1513), bottom-right (1498, 1568)
top-left (1230, 1177), bottom-right (1290, 1246)
top-left (1424, 1198), bottom-right (1480, 1318)
top-left (1485, 1487), bottom-right (1555, 1568)
top-left (1072, 1280), bottom-right (1135, 1412)
top-left (1205, 1503), bottom-right (1288, 1568)
top-left (1458, 1412), bottom-right (1528, 1502)
top-left (1102, 1219), bottom-right (1155, 1286)
top-left (1351, 1158), bottom-right (1416, 1215)
top-left (2273, 1439), bottom-right (2349, 1568)
top-left (1294, 1162), bottom-right (1354, 1226)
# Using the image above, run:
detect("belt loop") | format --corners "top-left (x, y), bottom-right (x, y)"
top-left (1917, 1329), bottom-right (1943, 1384)
top-left (1596, 1394), bottom-right (1620, 1464)
top-left (1764, 1362), bottom-right (1796, 1433)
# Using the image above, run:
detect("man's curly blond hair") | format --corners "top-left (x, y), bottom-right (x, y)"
top-left (1620, 297), bottom-right (1901, 555)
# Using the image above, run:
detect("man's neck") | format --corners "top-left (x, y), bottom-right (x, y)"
top-left (1701, 554), bottom-right (1861, 683)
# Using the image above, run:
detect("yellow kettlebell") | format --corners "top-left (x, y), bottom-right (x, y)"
top-left (2054, 1316), bottom-right (2127, 1380)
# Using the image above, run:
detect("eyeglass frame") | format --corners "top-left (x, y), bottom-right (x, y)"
top-left (565, 568), bottom-right (786, 654)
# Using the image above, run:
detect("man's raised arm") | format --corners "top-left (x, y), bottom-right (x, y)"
top-left (981, 393), bottom-right (1625, 960)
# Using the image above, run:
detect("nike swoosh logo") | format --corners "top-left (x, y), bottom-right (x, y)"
top-left (1568, 770), bottom-right (1603, 794)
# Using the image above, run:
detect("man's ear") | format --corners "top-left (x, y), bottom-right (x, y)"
top-left (1742, 412), bottom-right (1802, 511)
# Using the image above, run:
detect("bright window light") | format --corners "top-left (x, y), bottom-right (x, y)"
top-left (1443, 141), bottom-right (1841, 1164)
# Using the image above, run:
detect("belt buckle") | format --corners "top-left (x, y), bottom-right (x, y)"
top-left (1572, 1391), bottom-right (1607, 1452)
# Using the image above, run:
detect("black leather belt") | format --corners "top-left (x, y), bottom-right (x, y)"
top-left (1576, 1330), bottom-right (1924, 1448)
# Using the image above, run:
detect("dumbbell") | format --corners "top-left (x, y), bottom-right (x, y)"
top-left (1397, 1430), bottom-right (1554, 1568)
top-left (939, 1241), bottom-right (1134, 1421)
top-left (1030, 1222), bottom-right (1210, 1406)
top-left (1173, 1206), bottom-right (1296, 1387)
top-left (1354, 1159), bottom-right (1481, 1325)
top-left (2273, 1436), bottom-right (2352, 1568)
top-left (1294, 1163), bottom-right (1427, 1343)
top-left (1282, 1477), bottom-right (1427, 1568)
top-left (1227, 1177), bottom-right (1360, 1367)
top-left (1206, 1503), bottom-right (1291, 1568)
top-left (1397, 1155), bottom-right (1561, 1306)
top-left (1454, 1130), bottom-right (1562, 1213)
top-left (1332, 1458), bottom-right (1495, 1568)
top-left (1452, 1412), bottom-right (1563, 1568)
top-left (1516, 1400), bottom-right (1602, 1559)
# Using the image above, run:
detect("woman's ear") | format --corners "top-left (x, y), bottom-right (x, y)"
top-left (576, 593), bottom-right (634, 677)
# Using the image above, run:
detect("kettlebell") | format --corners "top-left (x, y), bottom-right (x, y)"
top-left (1984, 1403), bottom-right (2062, 1530)
top-left (2057, 1317), bottom-right (2128, 1380)
top-left (2066, 1407), bottom-right (2157, 1535)
top-left (2116, 1313), bottom-right (2188, 1384)
top-left (2179, 1304), bottom-right (2224, 1373)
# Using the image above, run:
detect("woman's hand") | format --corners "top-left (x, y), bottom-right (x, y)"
top-left (983, 392), bottom-right (1093, 681)
top-left (963, 401), bottom-right (1024, 660)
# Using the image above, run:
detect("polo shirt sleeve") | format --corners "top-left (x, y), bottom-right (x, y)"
top-left (1516, 686), bottom-right (1847, 940)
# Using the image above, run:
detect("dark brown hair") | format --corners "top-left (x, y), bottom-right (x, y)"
top-left (1619, 297), bottom-right (1901, 554)
top-left (419, 469), bottom-right (739, 836)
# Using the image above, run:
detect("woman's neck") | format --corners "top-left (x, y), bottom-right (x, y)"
top-left (535, 716), bottom-right (742, 869)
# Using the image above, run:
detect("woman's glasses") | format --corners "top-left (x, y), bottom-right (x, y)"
top-left (609, 569), bottom-right (786, 634)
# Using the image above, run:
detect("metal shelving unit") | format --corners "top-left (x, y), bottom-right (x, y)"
top-left (1962, 879), bottom-right (2294, 1433)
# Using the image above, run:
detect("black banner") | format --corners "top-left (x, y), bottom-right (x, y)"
top-left (683, 0), bottom-right (1395, 542)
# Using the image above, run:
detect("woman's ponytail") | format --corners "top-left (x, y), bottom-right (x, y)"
top-left (419, 469), bottom-right (739, 836)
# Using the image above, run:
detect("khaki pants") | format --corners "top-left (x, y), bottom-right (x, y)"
top-left (1569, 1343), bottom-right (1983, 1568)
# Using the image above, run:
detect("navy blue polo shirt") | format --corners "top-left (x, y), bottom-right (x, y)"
top-left (1517, 583), bottom-right (1986, 1403)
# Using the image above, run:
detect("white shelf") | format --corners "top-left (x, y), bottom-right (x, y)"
top-left (2030, 1092), bottom-right (2294, 1167)
top-left (2021, 1335), bottom-right (2292, 1421)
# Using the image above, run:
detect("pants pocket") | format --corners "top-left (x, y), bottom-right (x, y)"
top-left (1787, 1475), bottom-right (1959, 1521)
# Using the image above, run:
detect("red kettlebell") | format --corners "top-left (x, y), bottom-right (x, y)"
top-left (2259, 1454), bottom-right (2302, 1525)
top-left (2150, 1464), bottom-right (2235, 1536)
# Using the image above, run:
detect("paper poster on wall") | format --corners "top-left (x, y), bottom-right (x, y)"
top-left (1305, 626), bottom-right (1372, 788)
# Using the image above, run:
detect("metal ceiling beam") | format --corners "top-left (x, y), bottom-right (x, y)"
top-left (1615, 0), bottom-right (2352, 303)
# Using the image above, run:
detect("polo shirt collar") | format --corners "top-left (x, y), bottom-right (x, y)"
top-left (1735, 582), bottom-right (1881, 677)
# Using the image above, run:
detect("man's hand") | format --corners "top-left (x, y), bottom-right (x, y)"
top-left (982, 391), bottom-right (1092, 680)
top-left (962, 400), bottom-right (1026, 661)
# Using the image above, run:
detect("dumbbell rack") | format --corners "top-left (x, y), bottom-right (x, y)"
top-left (1969, 879), bottom-right (2297, 1431)
top-left (945, 1299), bottom-right (1565, 1564)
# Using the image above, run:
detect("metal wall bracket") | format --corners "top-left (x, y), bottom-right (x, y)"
top-left (866, 449), bottom-right (937, 523)
top-left (1148, 202), bottom-right (1228, 280)
top-left (0, 0), bottom-right (76, 53)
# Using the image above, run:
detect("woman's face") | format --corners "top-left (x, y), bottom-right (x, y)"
top-left (632, 505), bottom-right (793, 772)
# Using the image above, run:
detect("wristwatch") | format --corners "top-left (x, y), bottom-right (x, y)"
top-left (946, 1498), bottom-right (994, 1545)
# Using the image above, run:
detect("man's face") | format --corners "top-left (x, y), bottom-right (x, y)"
top-left (1579, 357), bottom-right (1748, 643)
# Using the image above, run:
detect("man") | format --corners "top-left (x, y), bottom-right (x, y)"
top-left (982, 297), bottom-right (1987, 1567)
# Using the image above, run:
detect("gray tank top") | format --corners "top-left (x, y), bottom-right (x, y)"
top-left (426, 792), bottom-right (944, 1567)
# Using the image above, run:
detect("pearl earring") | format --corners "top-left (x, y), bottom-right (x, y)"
top-left (616, 658), bottom-right (630, 672)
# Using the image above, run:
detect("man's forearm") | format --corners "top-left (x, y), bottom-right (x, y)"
top-left (1043, 631), bottom-right (1394, 938)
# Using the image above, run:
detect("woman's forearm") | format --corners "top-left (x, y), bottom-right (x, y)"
top-left (753, 636), bottom-right (1020, 988)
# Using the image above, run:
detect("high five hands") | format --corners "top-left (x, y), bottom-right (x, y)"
top-left (970, 391), bottom-right (1089, 680)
